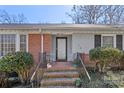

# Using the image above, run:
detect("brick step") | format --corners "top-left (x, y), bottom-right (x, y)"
top-left (40, 65), bottom-right (80, 88)
top-left (43, 71), bottom-right (79, 78)
top-left (42, 86), bottom-right (75, 88)
top-left (41, 78), bottom-right (79, 87)
top-left (46, 67), bottom-right (77, 72)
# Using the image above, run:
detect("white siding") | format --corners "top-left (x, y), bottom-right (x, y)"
top-left (67, 35), bottom-right (72, 61)
top-left (72, 33), bottom-right (94, 54)
top-left (51, 35), bottom-right (56, 62)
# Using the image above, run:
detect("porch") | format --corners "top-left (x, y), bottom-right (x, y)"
top-left (29, 33), bottom-right (96, 68)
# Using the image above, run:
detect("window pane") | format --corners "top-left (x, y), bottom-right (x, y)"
top-left (103, 36), bottom-right (114, 47)
top-left (0, 34), bottom-right (16, 56)
top-left (20, 35), bottom-right (26, 51)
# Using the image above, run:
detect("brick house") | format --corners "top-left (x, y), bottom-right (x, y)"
top-left (0, 24), bottom-right (124, 66)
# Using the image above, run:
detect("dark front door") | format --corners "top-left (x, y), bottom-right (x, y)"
top-left (56, 37), bottom-right (67, 61)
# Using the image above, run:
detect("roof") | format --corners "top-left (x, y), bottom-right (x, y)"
top-left (0, 24), bottom-right (123, 31)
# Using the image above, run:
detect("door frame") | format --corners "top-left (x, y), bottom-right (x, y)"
top-left (56, 37), bottom-right (67, 61)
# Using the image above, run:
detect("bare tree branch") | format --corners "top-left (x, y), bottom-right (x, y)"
top-left (0, 10), bottom-right (28, 24)
top-left (68, 5), bottom-right (124, 24)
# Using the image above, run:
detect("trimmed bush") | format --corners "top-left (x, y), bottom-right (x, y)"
top-left (0, 52), bottom-right (34, 85)
top-left (89, 47), bottom-right (102, 62)
top-left (119, 51), bottom-right (124, 69)
top-left (14, 52), bottom-right (34, 85)
top-left (89, 47), bottom-right (123, 72)
top-left (0, 53), bottom-right (15, 87)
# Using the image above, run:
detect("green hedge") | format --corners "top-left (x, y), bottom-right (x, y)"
top-left (0, 52), bottom-right (34, 85)
top-left (89, 47), bottom-right (123, 72)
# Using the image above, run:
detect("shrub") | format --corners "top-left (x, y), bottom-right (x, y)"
top-left (14, 52), bottom-right (34, 85)
top-left (89, 47), bottom-right (102, 62)
top-left (0, 53), bottom-right (15, 87)
top-left (89, 47), bottom-right (122, 72)
top-left (0, 53), bottom-right (16, 72)
top-left (119, 51), bottom-right (124, 69)
top-left (0, 52), bottom-right (34, 85)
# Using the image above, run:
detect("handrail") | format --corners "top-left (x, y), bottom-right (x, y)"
top-left (30, 52), bottom-right (46, 87)
top-left (77, 53), bottom-right (91, 82)
top-left (30, 61), bottom-right (42, 87)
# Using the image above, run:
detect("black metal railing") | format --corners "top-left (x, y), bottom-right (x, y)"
top-left (30, 52), bottom-right (47, 87)
top-left (76, 52), bottom-right (91, 82)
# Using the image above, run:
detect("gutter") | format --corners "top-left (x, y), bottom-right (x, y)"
top-left (40, 28), bottom-right (44, 54)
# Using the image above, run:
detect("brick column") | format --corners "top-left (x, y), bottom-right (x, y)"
top-left (28, 34), bottom-right (41, 64)
top-left (43, 34), bottom-right (52, 54)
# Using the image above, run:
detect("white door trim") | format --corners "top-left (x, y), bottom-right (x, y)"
top-left (56, 37), bottom-right (67, 61)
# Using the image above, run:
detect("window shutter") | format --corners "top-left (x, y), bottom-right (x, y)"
top-left (116, 35), bottom-right (123, 50)
top-left (94, 35), bottom-right (101, 48)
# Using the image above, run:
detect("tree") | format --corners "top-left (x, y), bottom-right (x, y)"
top-left (68, 5), bottom-right (106, 24)
top-left (0, 10), bottom-right (28, 24)
top-left (102, 6), bottom-right (124, 24)
top-left (68, 5), bottom-right (124, 24)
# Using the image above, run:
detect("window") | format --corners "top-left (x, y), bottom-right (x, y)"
top-left (103, 36), bottom-right (114, 47)
top-left (94, 35), bottom-right (101, 48)
top-left (20, 35), bottom-right (27, 51)
top-left (0, 34), bottom-right (16, 56)
top-left (116, 35), bottom-right (123, 50)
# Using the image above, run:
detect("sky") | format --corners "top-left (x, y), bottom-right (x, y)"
top-left (0, 5), bottom-right (73, 23)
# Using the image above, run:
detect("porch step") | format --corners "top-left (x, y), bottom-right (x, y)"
top-left (43, 71), bottom-right (79, 78)
top-left (43, 86), bottom-right (75, 88)
top-left (40, 67), bottom-right (80, 88)
top-left (41, 78), bottom-right (79, 87)
top-left (46, 67), bottom-right (77, 72)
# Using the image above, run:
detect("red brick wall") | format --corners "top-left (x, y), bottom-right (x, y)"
top-left (28, 34), bottom-right (41, 64)
top-left (43, 34), bottom-right (52, 54)
top-left (81, 53), bottom-right (90, 64)
top-left (81, 53), bottom-right (96, 67)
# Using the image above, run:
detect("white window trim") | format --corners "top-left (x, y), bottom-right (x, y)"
top-left (26, 34), bottom-right (28, 52)
top-left (101, 34), bottom-right (116, 48)
top-left (0, 34), bottom-right (28, 57)
top-left (16, 34), bottom-right (28, 52)
top-left (123, 35), bottom-right (124, 50)
top-left (41, 34), bottom-right (44, 53)
top-left (16, 34), bottom-right (20, 52)
top-left (0, 34), bottom-right (16, 56)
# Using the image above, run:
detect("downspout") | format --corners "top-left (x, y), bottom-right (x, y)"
top-left (41, 28), bottom-right (44, 53)
top-left (40, 28), bottom-right (44, 63)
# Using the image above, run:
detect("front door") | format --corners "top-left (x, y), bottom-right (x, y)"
top-left (56, 37), bottom-right (67, 61)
